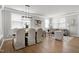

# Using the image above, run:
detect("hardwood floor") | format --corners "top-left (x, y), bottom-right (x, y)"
top-left (1, 36), bottom-right (79, 53)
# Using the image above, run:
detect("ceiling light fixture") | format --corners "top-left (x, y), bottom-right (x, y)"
top-left (22, 5), bottom-right (32, 19)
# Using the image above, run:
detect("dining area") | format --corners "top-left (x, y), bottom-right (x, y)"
top-left (12, 28), bottom-right (46, 50)
top-left (11, 25), bottom-right (68, 51)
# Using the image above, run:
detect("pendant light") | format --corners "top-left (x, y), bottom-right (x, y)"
top-left (22, 5), bottom-right (32, 19)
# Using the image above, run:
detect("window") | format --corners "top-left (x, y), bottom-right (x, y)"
top-left (45, 19), bottom-right (49, 29)
top-left (52, 17), bottom-right (67, 29)
top-left (11, 13), bottom-right (31, 29)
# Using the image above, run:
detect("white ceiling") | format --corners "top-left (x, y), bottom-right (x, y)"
top-left (5, 5), bottom-right (79, 17)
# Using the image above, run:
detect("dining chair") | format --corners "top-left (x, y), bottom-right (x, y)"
top-left (12, 29), bottom-right (25, 50)
top-left (37, 28), bottom-right (43, 43)
top-left (27, 28), bottom-right (36, 46)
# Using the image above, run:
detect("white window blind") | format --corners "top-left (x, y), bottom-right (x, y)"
top-left (45, 19), bottom-right (49, 29)
top-left (52, 17), bottom-right (67, 29)
top-left (11, 13), bottom-right (31, 29)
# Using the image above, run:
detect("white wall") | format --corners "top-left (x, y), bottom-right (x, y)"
top-left (65, 15), bottom-right (78, 37)
top-left (0, 6), bottom-right (3, 39)
top-left (76, 15), bottom-right (79, 37)
top-left (2, 9), bottom-right (11, 38)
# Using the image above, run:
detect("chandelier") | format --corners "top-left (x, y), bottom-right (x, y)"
top-left (22, 5), bottom-right (32, 19)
